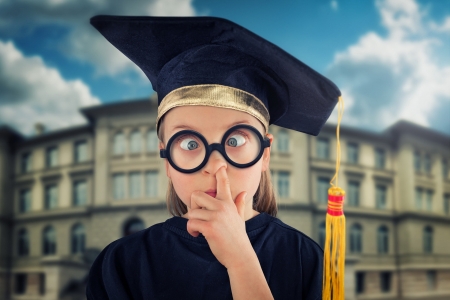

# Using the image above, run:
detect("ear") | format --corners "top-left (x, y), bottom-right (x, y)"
top-left (261, 133), bottom-right (273, 172)
top-left (159, 141), bottom-right (171, 179)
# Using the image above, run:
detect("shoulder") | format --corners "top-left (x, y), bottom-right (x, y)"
top-left (264, 216), bottom-right (323, 255)
top-left (86, 222), bottom-right (166, 298)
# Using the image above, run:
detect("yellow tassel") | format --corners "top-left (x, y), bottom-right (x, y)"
top-left (322, 96), bottom-right (346, 300)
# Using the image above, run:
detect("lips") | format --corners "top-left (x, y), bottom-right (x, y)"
top-left (205, 189), bottom-right (217, 198)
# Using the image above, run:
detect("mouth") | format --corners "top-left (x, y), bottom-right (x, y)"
top-left (205, 189), bottom-right (217, 198)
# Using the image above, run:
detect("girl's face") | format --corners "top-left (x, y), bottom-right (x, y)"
top-left (159, 105), bottom-right (273, 219)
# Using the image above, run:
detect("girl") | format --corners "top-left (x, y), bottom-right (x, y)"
top-left (87, 15), bottom-right (341, 300)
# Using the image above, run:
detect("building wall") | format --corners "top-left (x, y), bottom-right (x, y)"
top-left (1, 101), bottom-right (450, 299)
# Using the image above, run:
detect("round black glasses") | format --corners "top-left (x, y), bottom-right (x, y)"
top-left (160, 124), bottom-right (271, 173)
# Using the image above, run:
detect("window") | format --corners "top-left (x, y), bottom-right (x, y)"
top-left (423, 226), bottom-right (433, 254)
top-left (377, 226), bottom-right (389, 254)
top-left (147, 129), bottom-right (158, 152)
top-left (317, 177), bottom-right (330, 204)
top-left (146, 171), bottom-right (158, 197)
top-left (355, 272), bottom-right (365, 294)
top-left (415, 188), bottom-right (423, 210)
top-left (317, 138), bottom-right (330, 159)
top-left (130, 130), bottom-right (142, 154)
top-left (380, 272), bottom-right (392, 292)
top-left (318, 222), bottom-right (326, 249)
top-left (424, 154), bottom-right (431, 174)
top-left (348, 181), bottom-right (360, 206)
top-left (73, 180), bottom-right (87, 206)
top-left (39, 273), bottom-right (45, 295)
top-left (21, 152), bottom-right (32, 173)
top-left (445, 194), bottom-right (450, 215)
top-left (375, 148), bottom-right (386, 169)
top-left (347, 142), bottom-right (359, 164)
top-left (376, 184), bottom-right (387, 209)
top-left (123, 218), bottom-right (145, 236)
top-left (113, 132), bottom-right (125, 155)
top-left (350, 223), bottom-right (362, 253)
top-left (277, 130), bottom-right (289, 153)
top-left (74, 140), bottom-right (88, 163)
top-left (427, 270), bottom-right (436, 290)
top-left (71, 223), bottom-right (85, 254)
top-left (414, 151), bottom-right (421, 172)
top-left (425, 189), bottom-right (433, 211)
top-left (113, 173), bottom-right (125, 200)
top-left (129, 172), bottom-right (141, 198)
top-left (18, 229), bottom-right (29, 256)
top-left (44, 184), bottom-right (58, 210)
top-left (277, 171), bottom-right (290, 198)
top-left (45, 146), bottom-right (58, 168)
top-left (19, 188), bottom-right (31, 213)
top-left (443, 159), bottom-right (448, 179)
top-left (42, 226), bottom-right (56, 255)
top-left (15, 273), bottom-right (27, 295)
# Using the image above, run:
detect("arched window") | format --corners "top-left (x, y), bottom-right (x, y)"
top-left (123, 218), bottom-right (145, 237)
top-left (18, 228), bottom-right (29, 256)
top-left (71, 223), bottom-right (85, 254)
top-left (42, 226), bottom-right (56, 255)
top-left (277, 130), bottom-right (289, 153)
top-left (377, 225), bottom-right (389, 254)
top-left (130, 130), bottom-right (142, 154)
top-left (423, 226), bottom-right (433, 254)
top-left (350, 223), bottom-right (362, 254)
top-left (318, 222), bottom-right (326, 249)
top-left (147, 129), bottom-right (158, 152)
top-left (113, 132), bottom-right (125, 155)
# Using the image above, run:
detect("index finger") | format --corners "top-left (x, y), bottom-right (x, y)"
top-left (215, 166), bottom-right (233, 203)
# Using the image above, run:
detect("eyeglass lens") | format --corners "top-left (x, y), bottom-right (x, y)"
top-left (169, 128), bottom-right (261, 170)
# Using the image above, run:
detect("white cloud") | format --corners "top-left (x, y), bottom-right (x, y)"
top-left (430, 16), bottom-right (450, 33)
top-left (0, 0), bottom-right (198, 76)
top-left (0, 40), bottom-right (100, 136)
top-left (330, 0), bottom-right (338, 12)
top-left (326, 0), bottom-right (450, 134)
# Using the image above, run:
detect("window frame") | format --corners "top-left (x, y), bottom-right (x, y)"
top-left (71, 223), bottom-right (85, 255)
top-left (375, 147), bottom-right (386, 169)
top-left (277, 171), bottom-right (290, 198)
top-left (347, 142), bottom-right (359, 164)
top-left (377, 225), bottom-right (389, 254)
top-left (44, 184), bottom-right (58, 210)
top-left (45, 146), bottom-right (58, 168)
top-left (350, 223), bottom-right (363, 254)
top-left (42, 226), bottom-right (56, 255)
top-left (73, 140), bottom-right (88, 163)
top-left (21, 152), bottom-right (32, 173)
top-left (316, 137), bottom-right (330, 159)
top-left (130, 130), bottom-right (142, 154)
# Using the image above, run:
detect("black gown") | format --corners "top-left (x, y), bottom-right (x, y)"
top-left (86, 212), bottom-right (323, 300)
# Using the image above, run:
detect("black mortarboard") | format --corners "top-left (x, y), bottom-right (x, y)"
top-left (90, 15), bottom-right (341, 136)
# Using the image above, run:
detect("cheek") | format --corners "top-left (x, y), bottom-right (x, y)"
top-left (229, 162), bottom-right (262, 199)
top-left (169, 170), bottom-right (194, 207)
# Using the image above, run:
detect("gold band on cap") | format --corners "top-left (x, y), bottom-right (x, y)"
top-left (156, 84), bottom-right (270, 133)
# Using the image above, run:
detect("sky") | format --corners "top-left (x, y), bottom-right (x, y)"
top-left (0, 0), bottom-right (449, 137)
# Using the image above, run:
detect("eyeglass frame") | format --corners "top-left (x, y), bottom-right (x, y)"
top-left (160, 124), bottom-right (271, 174)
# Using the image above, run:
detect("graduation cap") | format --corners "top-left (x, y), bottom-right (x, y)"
top-left (91, 15), bottom-right (346, 300)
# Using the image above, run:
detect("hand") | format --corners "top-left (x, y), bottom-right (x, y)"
top-left (186, 166), bottom-right (253, 269)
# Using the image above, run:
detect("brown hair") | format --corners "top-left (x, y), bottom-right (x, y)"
top-left (158, 115), bottom-right (278, 217)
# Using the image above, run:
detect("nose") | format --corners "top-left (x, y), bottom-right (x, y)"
top-left (202, 146), bottom-right (227, 175)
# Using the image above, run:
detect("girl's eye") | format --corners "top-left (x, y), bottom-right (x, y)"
top-left (180, 138), bottom-right (199, 150)
top-left (227, 134), bottom-right (246, 147)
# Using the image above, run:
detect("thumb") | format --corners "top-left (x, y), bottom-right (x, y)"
top-left (235, 191), bottom-right (247, 221)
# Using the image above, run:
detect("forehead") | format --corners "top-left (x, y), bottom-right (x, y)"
top-left (163, 105), bottom-right (265, 137)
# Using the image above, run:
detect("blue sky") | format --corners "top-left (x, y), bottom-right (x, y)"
top-left (0, 0), bottom-right (449, 136)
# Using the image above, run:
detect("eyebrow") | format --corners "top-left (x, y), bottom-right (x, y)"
top-left (168, 120), bottom-right (252, 135)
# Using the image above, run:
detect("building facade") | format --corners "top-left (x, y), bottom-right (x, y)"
top-left (0, 97), bottom-right (449, 300)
